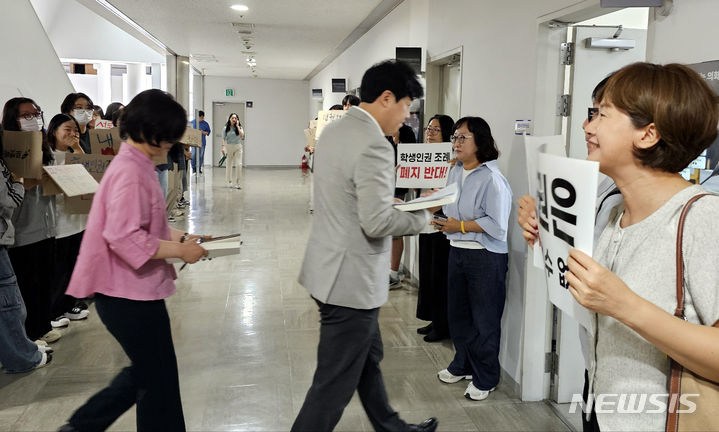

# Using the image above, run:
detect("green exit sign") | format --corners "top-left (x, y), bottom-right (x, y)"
top-left (225, 88), bottom-right (234, 97)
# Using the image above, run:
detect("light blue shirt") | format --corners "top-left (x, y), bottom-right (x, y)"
top-left (442, 159), bottom-right (512, 253)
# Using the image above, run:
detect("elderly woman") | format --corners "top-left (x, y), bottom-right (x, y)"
top-left (432, 116), bottom-right (512, 401)
top-left (567, 62), bottom-right (719, 431)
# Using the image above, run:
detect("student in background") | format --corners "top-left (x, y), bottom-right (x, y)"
top-left (46, 114), bottom-right (91, 328)
top-left (89, 106), bottom-right (104, 130)
top-left (416, 114), bottom-right (454, 342)
top-left (388, 124), bottom-right (415, 288)
top-left (1, 97), bottom-right (59, 344)
top-left (59, 90), bottom-right (208, 432)
top-left (189, 110), bottom-right (211, 174)
top-left (222, 113), bottom-right (244, 189)
top-left (60, 93), bottom-right (94, 153)
top-left (103, 102), bottom-right (123, 121)
top-left (0, 131), bottom-right (53, 373)
top-left (342, 94), bottom-right (359, 110)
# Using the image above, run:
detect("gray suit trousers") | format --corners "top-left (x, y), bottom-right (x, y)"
top-left (291, 299), bottom-right (407, 432)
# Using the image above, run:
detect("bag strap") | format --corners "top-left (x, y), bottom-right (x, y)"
top-left (666, 192), bottom-right (711, 432)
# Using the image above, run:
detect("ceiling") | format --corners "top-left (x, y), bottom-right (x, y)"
top-left (76, 0), bottom-right (401, 80)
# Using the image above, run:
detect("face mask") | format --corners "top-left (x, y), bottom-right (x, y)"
top-left (73, 109), bottom-right (93, 126)
top-left (19, 117), bottom-right (43, 132)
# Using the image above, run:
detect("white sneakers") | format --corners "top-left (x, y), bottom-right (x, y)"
top-left (437, 369), bottom-right (496, 401)
top-left (437, 369), bottom-right (472, 384)
top-left (51, 316), bottom-right (70, 328)
top-left (464, 382), bottom-right (496, 401)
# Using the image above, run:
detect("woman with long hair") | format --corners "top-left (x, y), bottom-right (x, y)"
top-left (222, 112), bottom-right (245, 189)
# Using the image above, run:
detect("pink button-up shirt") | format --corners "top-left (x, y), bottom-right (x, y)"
top-left (67, 143), bottom-right (176, 301)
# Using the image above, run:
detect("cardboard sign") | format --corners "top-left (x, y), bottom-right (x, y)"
top-left (304, 128), bottom-right (316, 149)
top-left (535, 152), bottom-right (598, 331)
top-left (93, 119), bottom-right (114, 129)
top-left (179, 128), bottom-right (202, 147)
top-left (89, 128), bottom-right (122, 155)
top-left (65, 153), bottom-right (115, 181)
top-left (43, 165), bottom-right (98, 197)
top-left (65, 194), bottom-right (94, 214)
top-left (524, 135), bottom-right (567, 268)
top-left (396, 143), bottom-right (453, 188)
top-left (2, 130), bottom-right (43, 179)
top-left (315, 110), bottom-right (345, 139)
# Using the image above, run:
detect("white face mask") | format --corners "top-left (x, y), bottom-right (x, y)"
top-left (19, 117), bottom-right (43, 132)
top-left (73, 109), bottom-right (93, 126)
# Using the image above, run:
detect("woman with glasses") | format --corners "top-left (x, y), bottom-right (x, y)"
top-left (1, 97), bottom-right (60, 344)
top-left (416, 114), bottom-right (454, 342)
top-left (432, 117), bottom-right (511, 401)
top-left (60, 92), bottom-right (95, 154)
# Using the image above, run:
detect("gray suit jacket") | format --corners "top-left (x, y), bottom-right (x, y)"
top-left (299, 107), bottom-right (430, 309)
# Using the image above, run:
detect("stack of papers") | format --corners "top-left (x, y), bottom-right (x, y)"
top-left (393, 183), bottom-right (458, 211)
top-left (167, 234), bottom-right (242, 264)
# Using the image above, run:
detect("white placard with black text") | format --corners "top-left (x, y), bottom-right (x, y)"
top-left (396, 143), bottom-right (453, 188)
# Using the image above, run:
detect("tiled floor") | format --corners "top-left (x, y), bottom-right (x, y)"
top-left (0, 167), bottom-right (575, 431)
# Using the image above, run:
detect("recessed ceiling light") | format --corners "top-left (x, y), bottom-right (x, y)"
top-left (231, 4), bottom-right (249, 12)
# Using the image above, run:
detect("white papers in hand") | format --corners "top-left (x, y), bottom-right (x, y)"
top-left (393, 183), bottom-right (458, 211)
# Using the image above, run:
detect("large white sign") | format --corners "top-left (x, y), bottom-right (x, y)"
top-left (536, 152), bottom-right (598, 331)
top-left (396, 143), bottom-right (453, 188)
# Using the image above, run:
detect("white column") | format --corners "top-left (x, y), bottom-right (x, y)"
top-left (124, 63), bottom-right (146, 103)
top-left (151, 63), bottom-right (162, 89)
top-left (95, 62), bottom-right (112, 111)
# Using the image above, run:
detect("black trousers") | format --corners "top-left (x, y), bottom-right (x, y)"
top-left (51, 231), bottom-right (84, 318)
top-left (292, 299), bottom-right (406, 432)
top-left (583, 370), bottom-right (600, 432)
top-left (68, 294), bottom-right (185, 432)
top-left (416, 232), bottom-right (450, 335)
top-left (8, 237), bottom-right (56, 340)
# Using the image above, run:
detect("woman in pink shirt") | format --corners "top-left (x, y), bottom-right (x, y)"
top-left (59, 89), bottom-right (207, 432)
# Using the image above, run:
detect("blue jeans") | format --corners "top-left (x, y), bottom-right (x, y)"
top-left (0, 247), bottom-right (42, 373)
top-left (190, 144), bottom-right (206, 172)
top-left (157, 170), bottom-right (168, 198)
top-left (446, 247), bottom-right (508, 390)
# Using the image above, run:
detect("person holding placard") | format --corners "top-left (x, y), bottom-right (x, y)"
top-left (0, 131), bottom-right (53, 372)
top-left (432, 116), bottom-right (512, 402)
top-left (562, 63), bottom-right (719, 431)
top-left (189, 110), bottom-right (211, 174)
top-left (61, 92), bottom-right (95, 154)
top-left (46, 114), bottom-right (91, 328)
top-left (59, 89), bottom-right (208, 432)
top-left (342, 94), bottom-right (360, 110)
top-left (1, 97), bottom-right (60, 344)
top-left (222, 113), bottom-right (245, 189)
top-left (388, 124), bottom-right (415, 288)
top-left (416, 114), bottom-right (454, 343)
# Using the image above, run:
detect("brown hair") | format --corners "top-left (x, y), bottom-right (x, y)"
top-left (600, 62), bottom-right (719, 173)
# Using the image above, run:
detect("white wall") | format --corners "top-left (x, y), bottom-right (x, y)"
top-left (204, 77), bottom-right (309, 166)
top-left (647, 0), bottom-right (719, 65)
top-left (30, 0), bottom-right (165, 65)
top-left (0, 0), bottom-right (73, 118)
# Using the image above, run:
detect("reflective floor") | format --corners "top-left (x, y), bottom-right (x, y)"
top-left (0, 167), bottom-right (577, 431)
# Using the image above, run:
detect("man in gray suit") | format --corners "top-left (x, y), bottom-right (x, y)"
top-left (292, 61), bottom-right (439, 432)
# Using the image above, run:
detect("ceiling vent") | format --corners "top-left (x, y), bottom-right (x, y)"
top-left (231, 22), bottom-right (255, 35)
top-left (190, 53), bottom-right (219, 63)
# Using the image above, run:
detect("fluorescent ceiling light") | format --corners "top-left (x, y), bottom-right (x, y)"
top-left (94, 0), bottom-right (171, 53)
top-left (231, 4), bottom-right (249, 12)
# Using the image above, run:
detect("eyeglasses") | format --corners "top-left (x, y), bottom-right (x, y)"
top-left (19, 111), bottom-right (43, 121)
top-left (588, 107), bottom-right (599, 123)
top-left (424, 127), bottom-right (441, 134)
top-left (450, 134), bottom-right (473, 144)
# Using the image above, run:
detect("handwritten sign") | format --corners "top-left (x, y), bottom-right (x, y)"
top-left (396, 143), bottom-right (452, 188)
top-left (93, 119), bottom-right (114, 129)
top-left (179, 127), bottom-right (202, 147)
top-left (89, 128), bottom-right (122, 155)
top-left (536, 152), bottom-right (598, 331)
top-left (315, 110), bottom-right (345, 139)
top-left (2, 130), bottom-right (43, 178)
top-left (43, 165), bottom-right (98, 197)
top-left (65, 153), bottom-right (115, 181)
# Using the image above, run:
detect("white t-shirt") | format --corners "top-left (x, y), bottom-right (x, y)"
top-left (53, 151), bottom-right (88, 238)
top-left (450, 166), bottom-right (485, 250)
